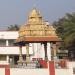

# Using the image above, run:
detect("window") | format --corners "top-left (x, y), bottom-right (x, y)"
top-left (0, 40), bottom-right (6, 46)
top-left (0, 55), bottom-right (6, 61)
top-left (8, 40), bottom-right (15, 46)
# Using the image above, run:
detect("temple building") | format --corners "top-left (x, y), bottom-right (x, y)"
top-left (0, 8), bottom-right (61, 66)
top-left (16, 8), bottom-right (61, 64)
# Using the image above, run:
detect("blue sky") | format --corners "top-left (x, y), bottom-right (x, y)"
top-left (0, 0), bottom-right (75, 30)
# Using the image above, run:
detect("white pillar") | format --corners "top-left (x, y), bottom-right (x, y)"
top-left (41, 43), bottom-right (45, 60)
top-left (33, 43), bottom-right (38, 58)
top-left (29, 43), bottom-right (33, 54)
top-left (6, 40), bottom-right (9, 46)
top-left (26, 43), bottom-right (30, 63)
top-left (37, 43), bottom-right (41, 58)
top-left (6, 55), bottom-right (9, 64)
top-left (47, 42), bottom-right (51, 61)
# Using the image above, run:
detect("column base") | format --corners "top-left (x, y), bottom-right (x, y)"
top-left (17, 60), bottom-right (37, 68)
top-left (17, 59), bottom-right (31, 66)
top-left (53, 56), bottom-right (58, 61)
top-left (45, 56), bottom-right (48, 61)
top-left (17, 59), bottom-right (24, 66)
top-left (26, 56), bottom-right (30, 63)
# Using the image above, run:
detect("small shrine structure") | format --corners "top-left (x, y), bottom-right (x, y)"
top-left (16, 8), bottom-right (61, 65)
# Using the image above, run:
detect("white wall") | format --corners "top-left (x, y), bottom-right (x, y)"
top-left (55, 61), bottom-right (75, 75)
top-left (67, 61), bottom-right (75, 75)
top-left (0, 63), bottom-right (74, 75)
top-left (0, 68), bottom-right (5, 75)
top-left (30, 43), bottom-right (45, 60)
top-left (55, 69), bottom-right (73, 75)
top-left (0, 61), bottom-right (9, 65)
top-left (0, 31), bottom-right (18, 39)
top-left (67, 61), bottom-right (75, 69)
top-left (0, 46), bottom-right (33, 55)
top-left (10, 68), bottom-right (49, 75)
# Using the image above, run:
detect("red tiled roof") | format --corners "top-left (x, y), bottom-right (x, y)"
top-left (16, 36), bottom-right (61, 42)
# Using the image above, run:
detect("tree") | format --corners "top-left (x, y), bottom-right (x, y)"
top-left (7, 24), bottom-right (19, 31)
top-left (53, 12), bottom-right (75, 60)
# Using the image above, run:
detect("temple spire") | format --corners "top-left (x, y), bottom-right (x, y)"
top-left (28, 8), bottom-right (42, 19)
top-left (28, 8), bottom-right (42, 24)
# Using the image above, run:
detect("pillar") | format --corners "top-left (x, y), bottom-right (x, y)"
top-left (5, 68), bottom-right (10, 75)
top-left (49, 61), bottom-right (55, 75)
top-left (37, 43), bottom-right (41, 59)
top-left (52, 44), bottom-right (57, 60)
top-left (7, 55), bottom-right (9, 64)
top-left (47, 42), bottom-right (51, 61)
top-left (18, 46), bottom-right (23, 65)
top-left (26, 44), bottom-right (30, 63)
top-left (6, 40), bottom-right (9, 46)
top-left (41, 43), bottom-right (45, 60)
top-left (32, 43), bottom-right (38, 59)
top-left (44, 42), bottom-right (48, 61)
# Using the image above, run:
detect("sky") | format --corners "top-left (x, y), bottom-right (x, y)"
top-left (0, 0), bottom-right (75, 30)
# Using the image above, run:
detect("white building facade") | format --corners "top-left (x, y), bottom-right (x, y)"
top-left (0, 31), bottom-right (52, 65)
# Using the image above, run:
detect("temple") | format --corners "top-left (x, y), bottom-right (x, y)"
top-left (16, 8), bottom-right (60, 65)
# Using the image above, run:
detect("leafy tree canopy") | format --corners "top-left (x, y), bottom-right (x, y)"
top-left (7, 24), bottom-right (20, 31)
top-left (53, 12), bottom-right (75, 50)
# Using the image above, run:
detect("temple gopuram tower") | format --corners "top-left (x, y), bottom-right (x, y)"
top-left (16, 8), bottom-right (60, 64)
